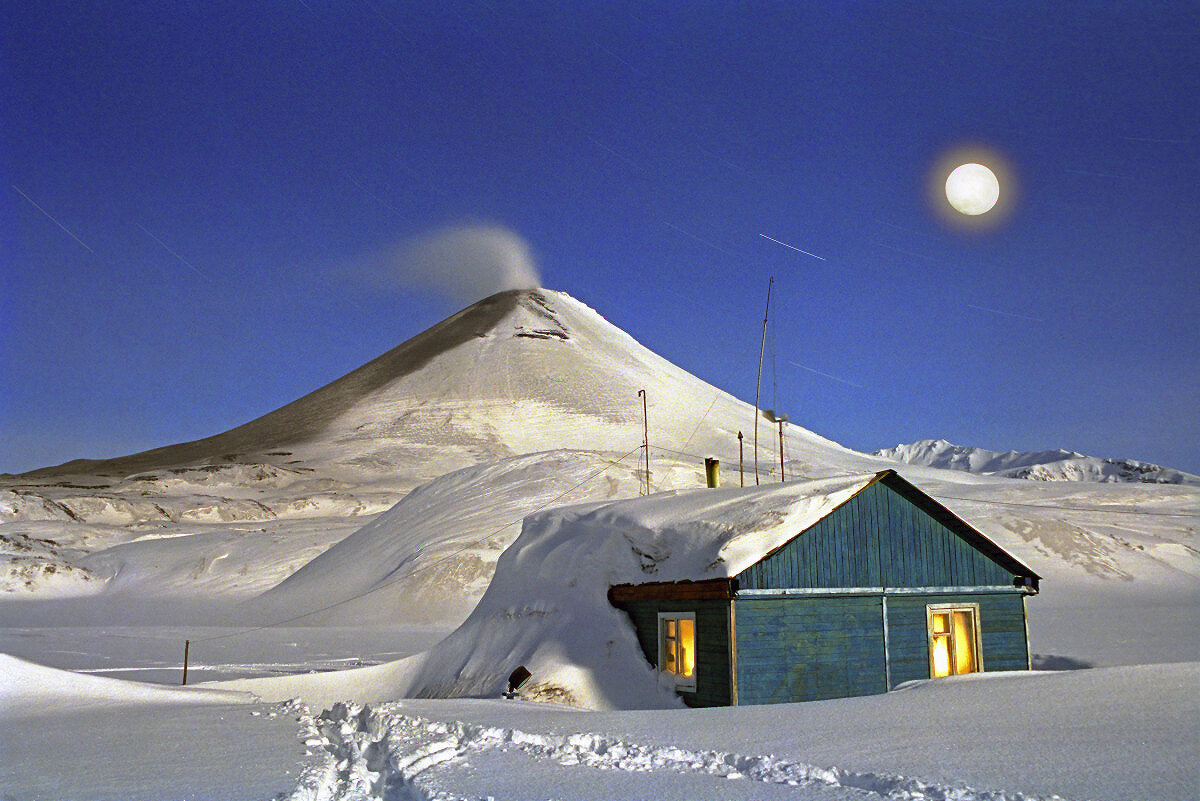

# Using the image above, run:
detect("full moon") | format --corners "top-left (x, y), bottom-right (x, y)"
top-left (945, 162), bottom-right (1000, 215)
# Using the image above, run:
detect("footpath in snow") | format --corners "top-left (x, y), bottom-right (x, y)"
top-left (288, 663), bottom-right (1200, 801)
top-left (295, 700), bottom-right (904, 801)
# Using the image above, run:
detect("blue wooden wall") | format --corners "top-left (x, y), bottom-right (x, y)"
top-left (885, 592), bottom-right (1029, 687)
top-left (611, 475), bottom-right (1034, 706)
top-left (732, 590), bottom-right (1028, 703)
top-left (735, 595), bottom-right (887, 704)
top-left (612, 598), bottom-right (732, 707)
top-left (737, 481), bottom-right (1016, 590)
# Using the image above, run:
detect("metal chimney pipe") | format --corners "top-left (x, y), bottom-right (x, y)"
top-left (704, 458), bottom-right (721, 488)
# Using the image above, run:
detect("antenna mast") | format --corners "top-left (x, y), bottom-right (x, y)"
top-left (638, 389), bottom-right (650, 495)
top-left (753, 276), bottom-right (773, 485)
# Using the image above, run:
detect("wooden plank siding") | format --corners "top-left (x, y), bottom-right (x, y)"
top-left (607, 471), bottom-right (1037, 706)
top-left (736, 482), bottom-right (1017, 591)
top-left (610, 598), bottom-right (732, 707)
top-left (734, 596), bottom-right (887, 704)
top-left (885, 592), bottom-right (1030, 687)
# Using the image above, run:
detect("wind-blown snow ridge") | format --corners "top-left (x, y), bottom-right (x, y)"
top-left (294, 700), bottom-right (1073, 801)
top-left (0, 653), bottom-right (249, 719)
top-left (875, 438), bottom-right (1200, 485)
top-left (254, 449), bottom-right (649, 625)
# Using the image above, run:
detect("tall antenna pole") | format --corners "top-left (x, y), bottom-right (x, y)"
top-left (753, 276), bottom-right (774, 486)
top-left (638, 389), bottom-right (650, 495)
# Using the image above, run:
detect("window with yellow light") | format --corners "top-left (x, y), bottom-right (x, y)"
top-left (927, 603), bottom-right (982, 678)
top-left (658, 612), bottom-right (697, 691)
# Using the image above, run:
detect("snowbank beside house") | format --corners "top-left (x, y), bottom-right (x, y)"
top-left (222, 474), bottom-right (882, 709)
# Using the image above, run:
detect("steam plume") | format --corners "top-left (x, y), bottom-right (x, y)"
top-left (384, 224), bottom-right (541, 305)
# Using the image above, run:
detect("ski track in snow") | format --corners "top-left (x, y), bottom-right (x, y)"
top-left (289, 701), bottom-right (1071, 801)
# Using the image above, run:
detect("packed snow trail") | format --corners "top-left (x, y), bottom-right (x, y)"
top-left (289, 702), bottom-right (437, 801)
top-left (290, 701), bottom-right (1074, 801)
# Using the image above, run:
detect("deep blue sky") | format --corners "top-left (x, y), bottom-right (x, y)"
top-left (3, 2), bottom-right (1198, 475)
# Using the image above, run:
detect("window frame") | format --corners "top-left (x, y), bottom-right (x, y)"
top-left (925, 602), bottom-right (984, 678)
top-left (657, 611), bottom-right (697, 692)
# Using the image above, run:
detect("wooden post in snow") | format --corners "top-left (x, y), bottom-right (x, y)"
top-left (738, 431), bottom-right (744, 486)
top-left (778, 419), bottom-right (786, 482)
top-left (638, 389), bottom-right (650, 495)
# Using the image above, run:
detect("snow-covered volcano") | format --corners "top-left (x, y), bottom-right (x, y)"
top-left (4, 289), bottom-right (864, 524)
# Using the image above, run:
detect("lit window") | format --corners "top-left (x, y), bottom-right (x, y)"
top-left (658, 612), bottom-right (696, 690)
top-left (927, 604), bottom-right (981, 678)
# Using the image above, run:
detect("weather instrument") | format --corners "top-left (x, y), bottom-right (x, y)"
top-left (763, 409), bottom-right (789, 482)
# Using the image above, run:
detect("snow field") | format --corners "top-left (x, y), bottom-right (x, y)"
top-left (2, 697), bottom-right (313, 801)
top-left (5, 657), bottom-right (1195, 800)
top-left (0, 624), bottom-right (453, 683)
top-left (277, 661), bottom-right (1198, 801)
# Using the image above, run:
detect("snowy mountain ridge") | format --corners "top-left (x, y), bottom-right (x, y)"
top-left (873, 438), bottom-right (1200, 486)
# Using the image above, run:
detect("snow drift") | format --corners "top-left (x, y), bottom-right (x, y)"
top-left (225, 474), bottom-right (976, 709)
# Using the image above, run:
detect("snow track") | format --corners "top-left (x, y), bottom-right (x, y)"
top-left (291, 702), bottom-right (1072, 801)
top-left (290, 702), bottom-right (443, 801)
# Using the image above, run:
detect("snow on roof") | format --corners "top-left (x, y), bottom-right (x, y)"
top-left (508, 471), bottom-right (882, 586)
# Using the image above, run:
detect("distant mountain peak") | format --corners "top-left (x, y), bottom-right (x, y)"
top-left (874, 438), bottom-right (1199, 485)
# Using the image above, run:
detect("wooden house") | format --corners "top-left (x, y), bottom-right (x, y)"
top-left (608, 470), bottom-right (1040, 706)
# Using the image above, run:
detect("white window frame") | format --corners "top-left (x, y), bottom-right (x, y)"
top-left (926, 602), bottom-right (984, 678)
top-left (657, 611), bottom-right (697, 692)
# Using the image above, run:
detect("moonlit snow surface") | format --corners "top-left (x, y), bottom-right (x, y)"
top-left (1, 289), bottom-right (1197, 800)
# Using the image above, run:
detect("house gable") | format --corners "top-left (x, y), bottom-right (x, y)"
top-left (607, 471), bottom-right (1038, 707)
top-left (736, 473), bottom-right (1031, 591)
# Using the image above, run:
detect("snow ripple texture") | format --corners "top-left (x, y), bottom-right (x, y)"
top-left (287, 702), bottom-right (1073, 801)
